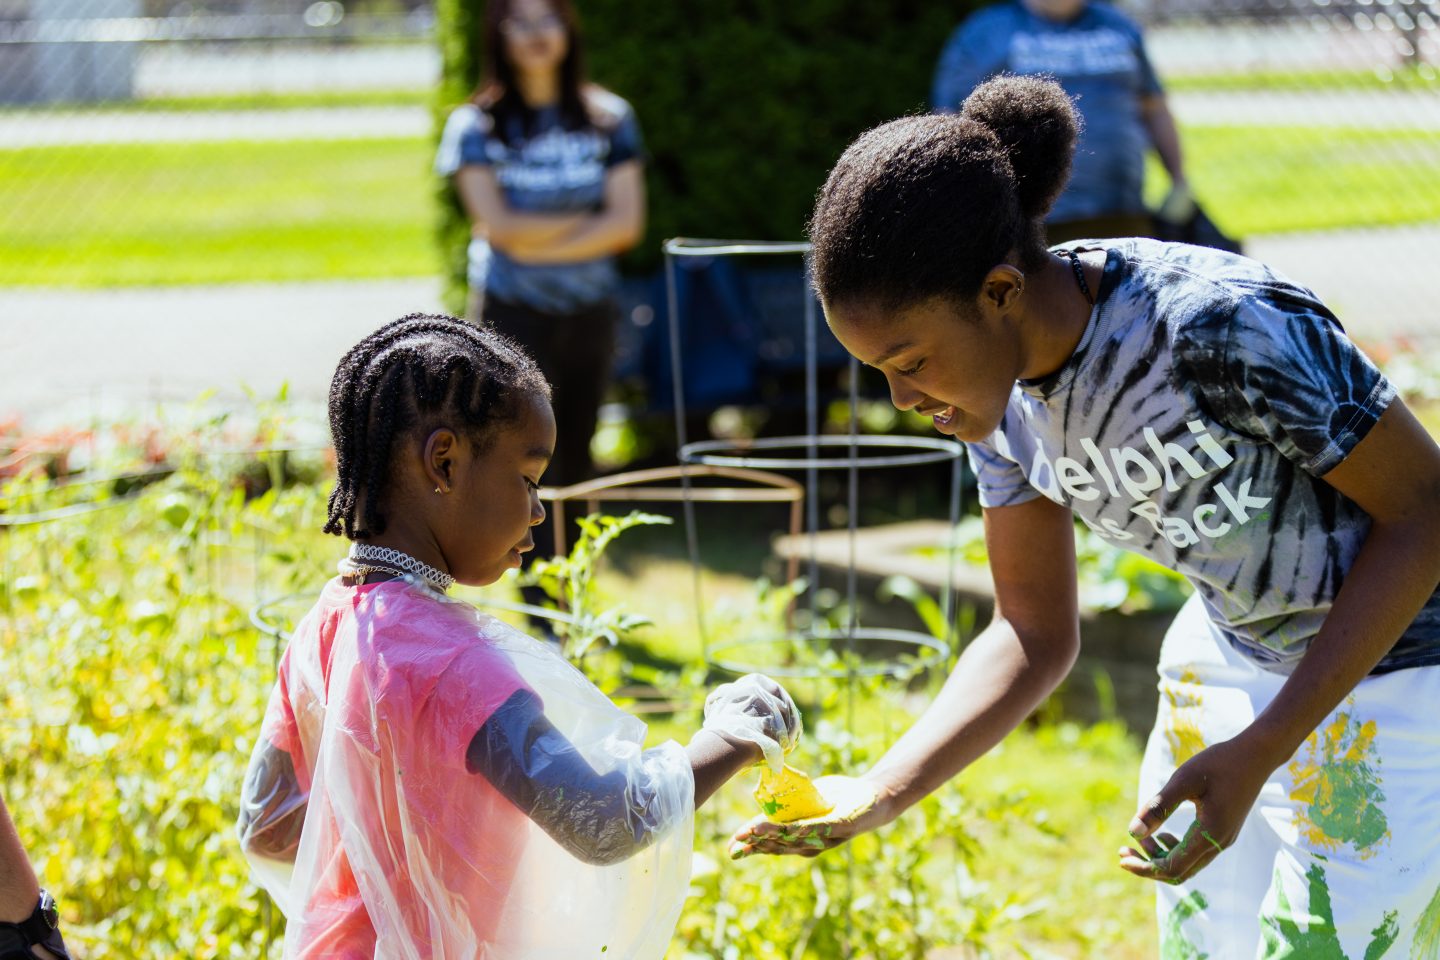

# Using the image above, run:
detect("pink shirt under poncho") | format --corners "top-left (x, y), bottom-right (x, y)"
top-left (241, 578), bottom-right (695, 960)
top-left (258, 580), bottom-right (531, 957)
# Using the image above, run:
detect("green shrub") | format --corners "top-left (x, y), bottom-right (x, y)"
top-left (0, 468), bottom-right (317, 956)
top-left (432, 0), bottom-right (980, 309)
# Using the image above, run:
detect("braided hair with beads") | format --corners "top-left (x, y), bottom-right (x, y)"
top-left (323, 313), bottom-right (550, 540)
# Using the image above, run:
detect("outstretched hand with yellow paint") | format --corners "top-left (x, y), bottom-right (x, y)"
top-left (728, 772), bottom-right (886, 859)
top-left (1119, 734), bottom-right (1278, 884)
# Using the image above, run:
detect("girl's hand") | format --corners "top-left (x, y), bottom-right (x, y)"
top-left (728, 775), bottom-right (890, 859)
top-left (702, 674), bottom-right (801, 772)
top-left (1119, 735), bottom-right (1278, 884)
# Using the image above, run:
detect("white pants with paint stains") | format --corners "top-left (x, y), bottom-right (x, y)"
top-left (1138, 593), bottom-right (1440, 959)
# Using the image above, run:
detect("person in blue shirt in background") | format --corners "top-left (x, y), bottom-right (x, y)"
top-left (932, 0), bottom-right (1192, 244)
top-left (436, 0), bottom-right (645, 614)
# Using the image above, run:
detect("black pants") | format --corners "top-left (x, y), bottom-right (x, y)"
top-left (0, 926), bottom-right (69, 960)
top-left (471, 292), bottom-right (619, 574)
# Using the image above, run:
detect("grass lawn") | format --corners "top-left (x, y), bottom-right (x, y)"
top-left (1, 118), bottom-right (1437, 287)
top-left (955, 721), bottom-right (1157, 959)
top-left (1151, 124), bottom-right (1440, 236)
top-left (0, 136), bottom-right (440, 286)
top-left (676, 714), bottom-right (1158, 960)
top-left (1164, 64), bottom-right (1440, 93)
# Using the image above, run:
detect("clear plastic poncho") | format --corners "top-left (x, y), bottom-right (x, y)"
top-left (237, 578), bottom-right (695, 960)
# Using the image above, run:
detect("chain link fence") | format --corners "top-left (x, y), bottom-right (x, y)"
top-left (1142, 0), bottom-right (1440, 346)
top-left (0, 0), bottom-right (439, 282)
top-left (0, 1), bottom-right (445, 422)
top-left (0, 0), bottom-right (1436, 422)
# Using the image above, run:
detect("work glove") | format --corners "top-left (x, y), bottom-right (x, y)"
top-left (1157, 178), bottom-right (1197, 224)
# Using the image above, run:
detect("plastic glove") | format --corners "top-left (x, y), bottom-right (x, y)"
top-left (702, 673), bottom-right (801, 773)
top-left (1157, 179), bottom-right (1197, 224)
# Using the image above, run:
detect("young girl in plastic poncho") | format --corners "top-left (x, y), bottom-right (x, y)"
top-left (236, 313), bottom-right (801, 960)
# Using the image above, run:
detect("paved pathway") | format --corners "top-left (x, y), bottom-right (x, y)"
top-left (2, 223), bottom-right (1436, 428)
top-left (0, 278), bottom-right (445, 427)
top-left (0, 105), bottom-right (432, 147)
top-left (1169, 90), bottom-right (1440, 129)
top-left (1245, 224), bottom-right (1440, 346)
top-left (4, 86), bottom-right (1438, 148)
top-left (2, 81), bottom-right (1437, 427)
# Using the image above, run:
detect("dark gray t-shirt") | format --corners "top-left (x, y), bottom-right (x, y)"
top-left (931, 1), bottom-right (1162, 222)
top-left (435, 90), bottom-right (643, 314)
top-left (967, 238), bottom-right (1439, 674)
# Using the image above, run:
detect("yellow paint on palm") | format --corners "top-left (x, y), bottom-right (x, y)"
top-left (1164, 666), bottom-right (1206, 765)
top-left (1288, 703), bottom-right (1390, 860)
top-left (754, 764), bottom-right (834, 823)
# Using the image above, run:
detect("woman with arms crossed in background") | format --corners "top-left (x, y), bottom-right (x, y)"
top-left (435, 0), bottom-right (643, 614)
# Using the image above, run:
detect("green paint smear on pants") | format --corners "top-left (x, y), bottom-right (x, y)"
top-left (1311, 757), bottom-right (1389, 853)
top-left (1411, 881), bottom-right (1440, 960)
top-left (1291, 713), bottom-right (1390, 857)
top-left (1260, 862), bottom-right (1398, 960)
top-left (1160, 891), bottom-right (1209, 960)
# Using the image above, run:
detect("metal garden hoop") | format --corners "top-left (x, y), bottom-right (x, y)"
top-left (662, 238), bottom-right (964, 670)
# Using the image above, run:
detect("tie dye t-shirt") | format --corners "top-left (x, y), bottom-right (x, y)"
top-left (966, 238), bottom-right (1440, 675)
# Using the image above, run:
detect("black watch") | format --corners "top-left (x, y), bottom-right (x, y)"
top-left (34, 890), bottom-right (59, 937)
top-left (0, 890), bottom-right (59, 946)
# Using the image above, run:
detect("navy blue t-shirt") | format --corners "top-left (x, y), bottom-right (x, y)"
top-left (967, 239), bottom-right (1439, 675)
top-left (931, 1), bottom-right (1162, 222)
top-left (435, 89), bottom-right (644, 314)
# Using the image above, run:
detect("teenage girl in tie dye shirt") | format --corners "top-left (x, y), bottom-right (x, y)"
top-left (730, 75), bottom-right (1440, 958)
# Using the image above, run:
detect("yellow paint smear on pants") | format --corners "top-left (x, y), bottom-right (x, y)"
top-left (1164, 666), bottom-right (1206, 765)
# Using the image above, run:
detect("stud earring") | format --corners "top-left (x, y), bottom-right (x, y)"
top-left (434, 486), bottom-right (443, 494)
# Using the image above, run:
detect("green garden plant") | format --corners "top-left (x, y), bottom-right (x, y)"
top-left (920, 514), bottom-right (1192, 615)
top-left (521, 510), bottom-right (673, 662)
top-left (0, 463), bottom-right (302, 957)
top-left (1, 426), bottom-right (1158, 958)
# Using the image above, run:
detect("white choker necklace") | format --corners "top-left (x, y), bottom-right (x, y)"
top-left (339, 544), bottom-right (455, 593)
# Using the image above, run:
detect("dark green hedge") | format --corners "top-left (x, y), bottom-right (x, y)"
top-left (433, 0), bottom-right (983, 310)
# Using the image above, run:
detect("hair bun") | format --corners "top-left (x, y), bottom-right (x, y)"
top-left (961, 74), bottom-right (1080, 223)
